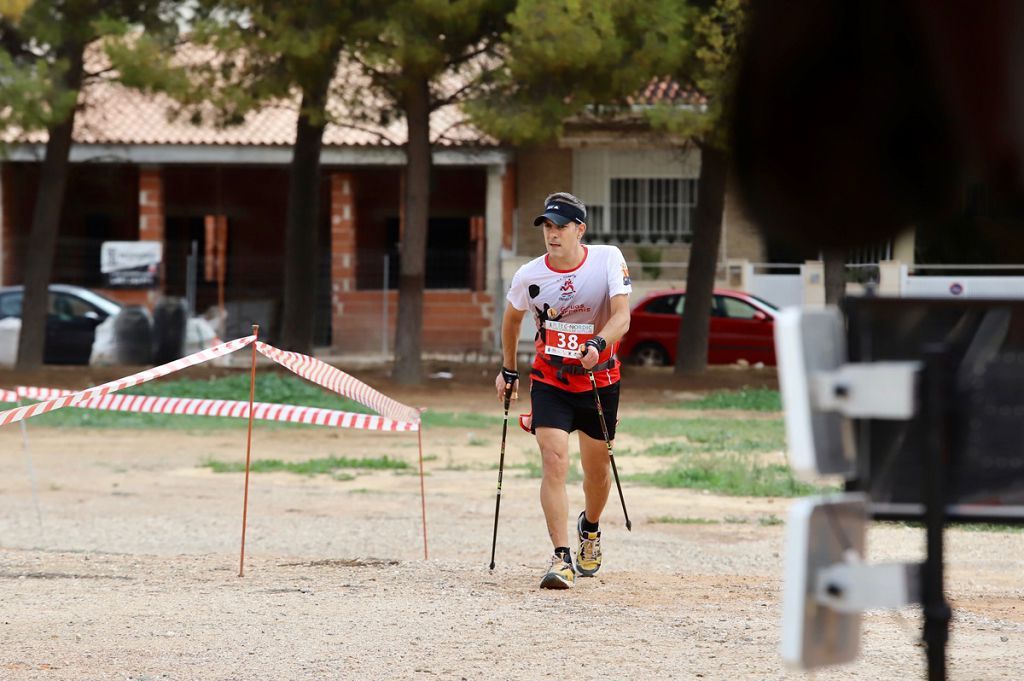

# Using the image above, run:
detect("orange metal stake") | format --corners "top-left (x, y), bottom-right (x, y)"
top-left (418, 409), bottom-right (428, 560)
top-left (238, 324), bottom-right (260, 577)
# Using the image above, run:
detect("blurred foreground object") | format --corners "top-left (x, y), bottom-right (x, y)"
top-left (732, 1), bottom-right (1024, 250)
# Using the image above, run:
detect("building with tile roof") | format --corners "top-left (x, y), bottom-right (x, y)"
top-left (0, 67), bottom-right (767, 355)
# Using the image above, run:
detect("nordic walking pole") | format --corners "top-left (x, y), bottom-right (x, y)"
top-left (489, 382), bottom-right (514, 570)
top-left (586, 370), bottom-right (632, 531)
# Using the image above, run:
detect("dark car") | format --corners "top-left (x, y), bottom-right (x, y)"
top-left (619, 288), bottom-right (778, 366)
top-left (0, 284), bottom-right (123, 364)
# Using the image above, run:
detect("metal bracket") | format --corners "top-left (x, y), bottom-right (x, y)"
top-left (816, 556), bottom-right (921, 614)
top-left (812, 361), bottom-right (922, 419)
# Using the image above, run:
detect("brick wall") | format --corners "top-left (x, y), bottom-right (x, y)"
top-left (139, 167), bottom-right (164, 243)
top-left (329, 170), bottom-right (494, 353)
top-left (137, 166), bottom-right (165, 301)
top-left (329, 172), bottom-right (357, 345)
top-left (331, 290), bottom-right (494, 353)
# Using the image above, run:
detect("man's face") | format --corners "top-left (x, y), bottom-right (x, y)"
top-left (542, 220), bottom-right (585, 255)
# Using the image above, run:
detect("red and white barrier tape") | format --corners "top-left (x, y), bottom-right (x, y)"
top-left (0, 389), bottom-right (16, 403)
top-left (0, 335), bottom-right (256, 427)
top-left (255, 342), bottom-right (421, 424)
top-left (3, 386), bottom-right (416, 431)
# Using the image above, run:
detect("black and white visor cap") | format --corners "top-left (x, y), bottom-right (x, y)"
top-left (533, 200), bottom-right (585, 226)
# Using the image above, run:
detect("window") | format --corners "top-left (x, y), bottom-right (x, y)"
top-left (574, 148), bottom-right (700, 245)
top-left (717, 295), bottom-right (761, 320)
top-left (609, 178), bottom-right (697, 243)
top-left (644, 294), bottom-right (680, 315)
top-left (0, 293), bottom-right (22, 318)
top-left (49, 293), bottom-right (99, 319)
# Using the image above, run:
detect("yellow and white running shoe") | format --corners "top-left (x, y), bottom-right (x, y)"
top-left (539, 553), bottom-right (575, 589)
top-left (575, 511), bottom-right (602, 576)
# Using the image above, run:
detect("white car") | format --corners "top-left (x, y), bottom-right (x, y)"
top-left (0, 284), bottom-right (123, 364)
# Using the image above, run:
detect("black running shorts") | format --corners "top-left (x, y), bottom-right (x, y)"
top-left (530, 380), bottom-right (620, 440)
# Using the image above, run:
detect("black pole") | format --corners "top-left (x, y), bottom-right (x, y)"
top-left (489, 386), bottom-right (513, 570)
top-left (922, 346), bottom-right (952, 681)
top-left (586, 370), bottom-right (632, 531)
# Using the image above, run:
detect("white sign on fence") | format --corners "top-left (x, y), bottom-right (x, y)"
top-left (100, 241), bottom-right (162, 288)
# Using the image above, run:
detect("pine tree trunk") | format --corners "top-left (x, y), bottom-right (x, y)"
top-left (279, 76), bottom-right (331, 353)
top-left (823, 249), bottom-right (846, 306)
top-left (16, 44), bottom-right (85, 370)
top-left (393, 77), bottom-right (431, 385)
top-left (674, 144), bottom-right (729, 376)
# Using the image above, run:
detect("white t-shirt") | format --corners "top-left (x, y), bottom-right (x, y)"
top-left (507, 245), bottom-right (632, 391)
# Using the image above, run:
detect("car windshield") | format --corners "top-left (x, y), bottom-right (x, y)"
top-left (70, 288), bottom-right (123, 315)
top-left (746, 293), bottom-right (779, 311)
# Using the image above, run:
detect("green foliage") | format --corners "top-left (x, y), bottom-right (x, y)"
top-left (675, 388), bottom-right (782, 412)
top-left (627, 453), bottom-right (827, 497)
top-left (0, 0), bottom-right (33, 23)
top-left (202, 455), bottom-right (409, 475)
top-left (469, 0), bottom-right (691, 144)
top-left (109, 0), bottom-right (369, 129)
top-left (350, 0), bottom-right (516, 127)
top-left (0, 0), bottom-right (185, 134)
top-left (635, 246), bottom-right (663, 280)
top-left (646, 0), bottom-right (747, 149)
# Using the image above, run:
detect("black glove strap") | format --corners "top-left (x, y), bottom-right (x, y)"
top-left (584, 336), bottom-right (607, 354)
top-left (501, 367), bottom-right (519, 385)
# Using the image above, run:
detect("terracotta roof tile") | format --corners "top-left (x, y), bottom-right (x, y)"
top-left (627, 77), bottom-right (707, 108)
top-left (5, 49), bottom-right (497, 149)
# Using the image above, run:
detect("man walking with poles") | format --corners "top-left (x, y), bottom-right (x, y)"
top-left (492, 191), bottom-right (632, 589)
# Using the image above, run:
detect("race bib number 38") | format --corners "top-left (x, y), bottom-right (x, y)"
top-left (543, 320), bottom-right (595, 359)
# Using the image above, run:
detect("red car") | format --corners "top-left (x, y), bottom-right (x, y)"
top-left (618, 288), bottom-right (778, 366)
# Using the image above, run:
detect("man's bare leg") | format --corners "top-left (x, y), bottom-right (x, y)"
top-left (578, 431), bottom-right (612, 525)
top-left (536, 426), bottom-right (570, 548)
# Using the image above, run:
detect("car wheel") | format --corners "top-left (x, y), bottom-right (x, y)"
top-left (631, 342), bottom-right (669, 367)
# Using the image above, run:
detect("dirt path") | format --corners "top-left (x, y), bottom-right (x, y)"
top-left (0, 366), bottom-right (1022, 679)
top-left (0, 428), bottom-right (1021, 680)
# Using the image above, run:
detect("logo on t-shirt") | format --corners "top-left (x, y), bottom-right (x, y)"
top-left (621, 263), bottom-right (632, 286)
top-left (558, 276), bottom-right (577, 302)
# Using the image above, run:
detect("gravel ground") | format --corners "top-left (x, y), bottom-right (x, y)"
top-left (0, 375), bottom-right (1022, 680)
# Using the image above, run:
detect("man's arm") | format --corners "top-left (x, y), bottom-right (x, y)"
top-left (496, 302), bottom-right (527, 401)
top-left (581, 294), bottom-right (630, 370)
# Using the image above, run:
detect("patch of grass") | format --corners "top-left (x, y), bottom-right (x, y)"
top-left (422, 411), bottom-right (503, 429)
top-left (883, 520), bottom-right (1024, 534)
top-left (618, 418), bottom-right (785, 453)
top-left (675, 388), bottom-right (782, 412)
top-left (614, 440), bottom-right (688, 456)
top-left (465, 434), bottom-right (488, 447)
top-left (202, 455), bottom-right (408, 476)
top-left (627, 453), bottom-right (829, 498)
top-left (649, 516), bottom-right (720, 525)
top-left (758, 515), bottom-right (784, 526)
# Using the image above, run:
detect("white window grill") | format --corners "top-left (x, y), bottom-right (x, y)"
top-left (587, 177), bottom-right (698, 244)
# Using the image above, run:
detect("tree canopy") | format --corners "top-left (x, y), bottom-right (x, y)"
top-left (469, 0), bottom-right (691, 145)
